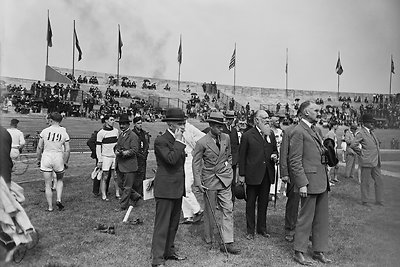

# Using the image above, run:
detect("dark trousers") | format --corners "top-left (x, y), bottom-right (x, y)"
top-left (246, 176), bottom-right (271, 234)
top-left (294, 191), bottom-right (329, 253)
top-left (284, 182), bottom-right (300, 236)
top-left (151, 197), bottom-right (182, 266)
top-left (117, 170), bottom-right (140, 209)
top-left (134, 170), bottom-right (145, 196)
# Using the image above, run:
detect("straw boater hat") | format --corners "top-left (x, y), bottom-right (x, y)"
top-left (206, 112), bottom-right (225, 124)
top-left (225, 110), bottom-right (235, 119)
top-left (162, 108), bottom-right (187, 122)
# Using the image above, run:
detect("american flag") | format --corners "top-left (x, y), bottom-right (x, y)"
top-left (229, 48), bottom-right (236, 70)
top-left (391, 56), bottom-right (395, 74)
top-left (118, 27), bottom-right (123, 60)
top-left (177, 36), bottom-right (182, 64)
top-left (74, 26), bottom-right (82, 61)
top-left (47, 17), bottom-right (52, 47)
top-left (336, 56), bottom-right (343, 75)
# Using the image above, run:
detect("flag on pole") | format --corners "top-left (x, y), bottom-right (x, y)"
top-left (74, 27), bottom-right (82, 61)
top-left (229, 48), bottom-right (236, 70)
top-left (47, 17), bottom-right (53, 47)
top-left (391, 56), bottom-right (395, 74)
top-left (118, 28), bottom-right (123, 60)
top-left (177, 36), bottom-right (182, 64)
top-left (336, 55), bottom-right (343, 75)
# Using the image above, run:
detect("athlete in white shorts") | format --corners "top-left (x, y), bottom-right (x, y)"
top-left (96, 114), bottom-right (119, 201)
top-left (37, 112), bottom-right (70, 211)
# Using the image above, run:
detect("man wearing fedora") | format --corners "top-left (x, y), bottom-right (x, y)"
top-left (350, 113), bottom-right (383, 207)
top-left (151, 108), bottom-right (187, 267)
top-left (114, 114), bottom-right (141, 211)
top-left (192, 111), bottom-right (241, 254)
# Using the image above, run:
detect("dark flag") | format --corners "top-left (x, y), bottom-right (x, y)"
top-left (229, 48), bottom-right (236, 70)
top-left (47, 18), bottom-right (53, 47)
top-left (74, 27), bottom-right (82, 61)
top-left (118, 28), bottom-right (123, 60)
top-left (336, 56), bottom-right (343, 75)
top-left (391, 56), bottom-right (395, 74)
top-left (177, 36), bottom-right (182, 64)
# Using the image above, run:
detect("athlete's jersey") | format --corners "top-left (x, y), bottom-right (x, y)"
top-left (40, 125), bottom-right (70, 153)
top-left (96, 127), bottom-right (118, 159)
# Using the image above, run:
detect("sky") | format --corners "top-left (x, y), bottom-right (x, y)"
top-left (0, 0), bottom-right (399, 94)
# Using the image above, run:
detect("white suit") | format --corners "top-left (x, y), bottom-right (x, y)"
top-left (182, 122), bottom-right (205, 218)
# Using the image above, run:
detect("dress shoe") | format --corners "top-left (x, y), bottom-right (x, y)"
top-left (312, 252), bottom-right (332, 264)
top-left (285, 235), bottom-right (294, 242)
top-left (245, 233), bottom-right (254, 240)
top-left (165, 253), bottom-right (186, 261)
top-left (114, 207), bottom-right (127, 212)
top-left (293, 251), bottom-right (313, 265)
top-left (193, 210), bottom-right (204, 223)
top-left (152, 264), bottom-right (165, 267)
top-left (258, 231), bottom-right (270, 238)
top-left (180, 217), bottom-right (194, 224)
top-left (220, 243), bottom-right (241, 254)
top-left (375, 201), bottom-right (384, 206)
top-left (362, 202), bottom-right (371, 207)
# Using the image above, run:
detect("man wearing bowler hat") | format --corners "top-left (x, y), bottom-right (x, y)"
top-left (114, 114), bottom-right (141, 211)
top-left (350, 113), bottom-right (383, 207)
top-left (151, 108), bottom-right (187, 267)
top-left (193, 111), bottom-right (241, 254)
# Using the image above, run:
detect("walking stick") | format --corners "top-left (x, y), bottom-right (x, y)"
top-left (274, 163), bottom-right (278, 210)
top-left (203, 188), bottom-right (229, 259)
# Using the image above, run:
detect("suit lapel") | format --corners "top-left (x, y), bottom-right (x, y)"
top-left (205, 133), bottom-right (219, 155)
top-left (250, 127), bottom-right (264, 145)
top-left (300, 121), bottom-right (324, 149)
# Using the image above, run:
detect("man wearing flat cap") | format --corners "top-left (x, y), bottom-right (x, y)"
top-left (151, 108), bottom-right (187, 267)
top-left (192, 111), bottom-right (241, 254)
top-left (7, 118), bottom-right (25, 160)
top-left (350, 114), bottom-right (383, 207)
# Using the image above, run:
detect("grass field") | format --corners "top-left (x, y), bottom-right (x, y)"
top-left (2, 114), bottom-right (400, 266)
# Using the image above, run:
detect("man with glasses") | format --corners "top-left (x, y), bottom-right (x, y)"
top-left (239, 110), bottom-right (278, 240)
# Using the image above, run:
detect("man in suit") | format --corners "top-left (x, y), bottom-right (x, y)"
top-left (114, 114), bottom-right (141, 211)
top-left (280, 115), bottom-right (300, 243)
top-left (239, 110), bottom-right (278, 240)
top-left (132, 116), bottom-right (150, 197)
top-left (289, 101), bottom-right (332, 265)
top-left (151, 108), bottom-right (187, 267)
top-left (193, 112), bottom-right (240, 254)
top-left (222, 110), bottom-right (240, 204)
top-left (344, 123), bottom-right (358, 179)
top-left (350, 114), bottom-right (383, 207)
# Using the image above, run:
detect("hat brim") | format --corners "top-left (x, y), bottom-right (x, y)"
top-left (162, 117), bottom-right (187, 122)
top-left (206, 118), bottom-right (225, 124)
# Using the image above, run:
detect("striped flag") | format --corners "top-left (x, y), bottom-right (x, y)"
top-left (118, 28), bottom-right (123, 60)
top-left (391, 56), bottom-right (395, 74)
top-left (336, 55), bottom-right (343, 75)
top-left (177, 36), bottom-right (182, 64)
top-left (229, 48), bottom-right (236, 70)
top-left (74, 27), bottom-right (82, 61)
top-left (47, 17), bottom-right (53, 47)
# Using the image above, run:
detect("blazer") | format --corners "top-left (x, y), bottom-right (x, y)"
top-left (114, 129), bottom-right (139, 173)
top-left (153, 130), bottom-right (186, 199)
top-left (349, 127), bottom-right (380, 168)
top-left (239, 127), bottom-right (278, 185)
top-left (288, 121), bottom-right (329, 194)
top-left (279, 124), bottom-right (296, 178)
top-left (192, 132), bottom-right (233, 190)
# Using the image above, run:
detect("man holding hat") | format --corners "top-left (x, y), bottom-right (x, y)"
top-left (7, 119), bottom-right (25, 160)
top-left (350, 114), bottom-right (383, 207)
top-left (192, 111), bottom-right (241, 254)
top-left (114, 114), bottom-right (141, 211)
top-left (151, 108), bottom-right (187, 267)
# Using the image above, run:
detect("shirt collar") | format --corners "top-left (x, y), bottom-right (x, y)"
top-left (255, 125), bottom-right (263, 136)
top-left (363, 126), bottom-right (371, 133)
top-left (167, 128), bottom-right (175, 139)
top-left (301, 118), bottom-right (312, 128)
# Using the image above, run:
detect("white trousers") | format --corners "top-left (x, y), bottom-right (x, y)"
top-left (182, 155), bottom-right (201, 218)
top-left (269, 165), bottom-right (282, 194)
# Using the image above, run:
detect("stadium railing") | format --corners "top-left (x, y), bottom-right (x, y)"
top-left (23, 136), bottom-right (91, 153)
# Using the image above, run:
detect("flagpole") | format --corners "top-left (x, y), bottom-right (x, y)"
top-left (178, 34), bottom-right (182, 91)
top-left (72, 20), bottom-right (75, 79)
top-left (337, 51), bottom-right (340, 99)
top-left (117, 24), bottom-right (120, 86)
top-left (285, 48), bottom-right (288, 97)
top-left (46, 10), bottom-right (50, 66)
top-left (233, 43), bottom-right (236, 95)
top-left (389, 55), bottom-right (393, 95)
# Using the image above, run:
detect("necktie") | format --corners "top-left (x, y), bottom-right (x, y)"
top-left (311, 125), bottom-right (324, 144)
top-left (370, 130), bottom-right (378, 145)
top-left (216, 137), bottom-right (221, 150)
